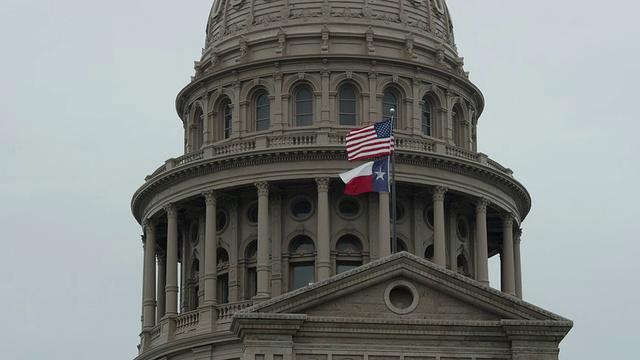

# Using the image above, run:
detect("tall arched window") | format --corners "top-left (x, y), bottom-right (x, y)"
top-left (244, 240), bottom-right (257, 299)
top-left (255, 92), bottom-right (270, 131)
top-left (335, 234), bottom-right (363, 274)
top-left (338, 86), bottom-right (357, 126)
top-left (390, 238), bottom-right (408, 253)
top-left (421, 100), bottom-right (432, 136)
top-left (188, 258), bottom-right (200, 310)
top-left (216, 248), bottom-right (230, 304)
top-left (289, 235), bottom-right (315, 290)
top-left (382, 90), bottom-right (398, 122)
top-left (295, 87), bottom-right (313, 126)
top-left (451, 104), bottom-right (464, 146)
top-left (425, 244), bottom-right (434, 261)
top-left (222, 100), bottom-right (232, 139)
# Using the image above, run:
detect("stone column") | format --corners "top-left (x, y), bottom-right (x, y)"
top-left (501, 214), bottom-right (516, 296)
top-left (378, 192), bottom-right (391, 258)
top-left (316, 178), bottom-right (331, 280)
top-left (156, 252), bottom-right (166, 322)
top-left (142, 221), bottom-right (156, 329)
top-left (514, 227), bottom-right (523, 299)
top-left (432, 186), bottom-right (448, 267)
top-left (255, 182), bottom-right (270, 299)
top-left (475, 198), bottom-right (490, 285)
top-left (202, 190), bottom-right (217, 305)
top-left (164, 204), bottom-right (179, 316)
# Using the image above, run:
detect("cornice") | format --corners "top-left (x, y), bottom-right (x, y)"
top-left (131, 148), bottom-right (530, 224)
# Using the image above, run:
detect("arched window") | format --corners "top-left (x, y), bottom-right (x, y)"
top-left (335, 234), bottom-right (363, 274)
top-left (255, 91), bottom-right (270, 131)
top-left (295, 87), bottom-right (313, 126)
top-left (289, 235), bottom-right (315, 290)
top-left (382, 90), bottom-right (398, 122)
top-left (222, 100), bottom-right (232, 139)
top-left (244, 240), bottom-right (257, 299)
top-left (216, 248), bottom-right (230, 304)
top-left (451, 104), bottom-right (464, 147)
top-left (421, 99), bottom-right (432, 136)
top-left (338, 86), bottom-right (357, 126)
top-left (390, 238), bottom-right (408, 253)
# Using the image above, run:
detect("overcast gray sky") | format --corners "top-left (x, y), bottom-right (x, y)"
top-left (1, 1), bottom-right (638, 359)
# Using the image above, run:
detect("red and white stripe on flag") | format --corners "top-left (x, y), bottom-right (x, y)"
top-left (345, 119), bottom-right (395, 162)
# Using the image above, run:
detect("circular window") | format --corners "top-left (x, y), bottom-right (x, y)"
top-left (289, 196), bottom-right (314, 221)
top-left (457, 216), bottom-right (469, 240)
top-left (424, 206), bottom-right (434, 229)
top-left (246, 202), bottom-right (259, 224)
top-left (384, 280), bottom-right (419, 314)
top-left (216, 208), bottom-right (228, 233)
top-left (337, 197), bottom-right (361, 219)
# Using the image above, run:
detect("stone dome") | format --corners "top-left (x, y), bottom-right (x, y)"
top-left (192, 0), bottom-right (469, 86)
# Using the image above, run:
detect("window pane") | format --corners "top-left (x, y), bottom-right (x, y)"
top-left (296, 114), bottom-right (312, 126)
top-left (337, 262), bottom-right (361, 274)
top-left (382, 91), bottom-right (397, 121)
top-left (256, 93), bottom-right (270, 131)
top-left (422, 101), bottom-right (431, 136)
top-left (295, 88), bottom-right (313, 126)
top-left (292, 264), bottom-right (314, 289)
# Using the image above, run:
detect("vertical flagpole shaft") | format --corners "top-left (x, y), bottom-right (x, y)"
top-left (390, 110), bottom-right (397, 254)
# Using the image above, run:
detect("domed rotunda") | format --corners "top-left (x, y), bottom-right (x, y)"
top-left (131, 1), bottom-right (572, 359)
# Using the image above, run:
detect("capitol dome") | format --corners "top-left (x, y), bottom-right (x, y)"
top-left (131, 1), bottom-right (571, 360)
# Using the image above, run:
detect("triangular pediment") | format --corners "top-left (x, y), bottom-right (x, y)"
top-left (240, 252), bottom-right (568, 323)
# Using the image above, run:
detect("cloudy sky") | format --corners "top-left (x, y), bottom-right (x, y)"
top-left (1, 1), bottom-right (638, 359)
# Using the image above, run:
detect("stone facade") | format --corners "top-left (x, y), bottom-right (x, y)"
top-left (131, 1), bottom-right (571, 359)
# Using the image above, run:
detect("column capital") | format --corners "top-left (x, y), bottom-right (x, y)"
top-left (202, 190), bottom-right (217, 205)
top-left (142, 219), bottom-right (157, 234)
top-left (315, 177), bottom-right (330, 193)
top-left (474, 197), bottom-right (491, 213)
top-left (502, 213), bottom-right (515, 228)
top-left (163, 203), bottom-right (179, 219)
top-left (254, 181), bottom-right (269, 196)
top-left (514, 227), bottom-right (523, 242)
top-left (431, 186), bottom-right (448, 201)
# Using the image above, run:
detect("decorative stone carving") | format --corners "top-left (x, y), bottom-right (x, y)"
top-left (202, 190), bottom-right (217, 205)
top-left (321, 25), bottom-right (330, 53)
top-left (236, 35), bottom-right (248, 63)
top-left (281, 7), bottom-right (290, 23)
top-left (164, 203), bottom-right (179, 219)
top-left (315, 177), bottom-right (330, 192)
top-left (276, 28), bottom-right (286, 55)
top-left (456, 57), bottom-right (469, 78)
top-left (405, 33), bottom-right (417, 60)
top-left (436, 44), bottom-right (452, 72)
top-left (143, 219), bottom-right (156, 235)
top-left (474, 198), bottom-right (491, 213)
top-left (321, 0), bottom-right (331, 20)
top-left (502, 213), bottom-right (515, 228)
top-left (363, 6), bottom-right (373, 22)
top-left (365, 27), bottom-right (375, 54)
top-left (255, 181), bottom-right (269, 196)
top-left (431, 186), bottom-right (448, 201)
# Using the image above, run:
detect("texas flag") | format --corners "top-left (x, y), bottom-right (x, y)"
top-left (339, 157), bottom-right (390, 195)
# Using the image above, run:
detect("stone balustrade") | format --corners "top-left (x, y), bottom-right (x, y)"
top-left (143, 131), bottom-right (513, 181)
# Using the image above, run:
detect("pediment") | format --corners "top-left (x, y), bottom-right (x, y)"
top-left (241, 252), bottom-right (568, 323)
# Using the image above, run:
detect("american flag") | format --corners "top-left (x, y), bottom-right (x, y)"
top-left (346, 119), bottom-right (395, 162)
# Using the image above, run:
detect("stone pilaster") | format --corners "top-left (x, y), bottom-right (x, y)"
top-left (316, 178), bottom-right (331, 280)
top-left (474, 198), bottom-right (490, 285)
top-left (156, 251), bottom-right (166, 322)
top-left (142, 221), bottom-right (156, 330)
top-left (202, 190), bottom-right (217, 305)
top-left (164, 203), bottom-right (179, 316)
top-left (255, 181), bottom-right (270, 299)
top-left (514, 227), bottom-right (523, 299)
top-left (501, 214), bottom-right (516, 296)
top-left (432, 186), bottom-right (448, 267)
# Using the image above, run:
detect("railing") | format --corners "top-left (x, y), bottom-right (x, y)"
top-left (149, 324), bottom-right (162, 347)
top-left (143, 132), bottom-right (513, 181)
top-left (216, 300), bottom-right (255, 323)
top-left (175, 310), bottom-right (200, 334)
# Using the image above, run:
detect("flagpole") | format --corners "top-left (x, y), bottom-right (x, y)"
top-left (390, 108), bottom-right (397, 254)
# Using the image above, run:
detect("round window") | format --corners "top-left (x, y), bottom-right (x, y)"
top-left (290, 196), bottom-right (314, 221)
top-left (246, 202), bottom-right (259, 224)
top-left (457, 216), bottom-right (469, 240)
top-left (338, 197), bottom-right (361, 219)
top-left (216, 208), bottom-right (228, 233)
top-left (384, 280), bottom-right (419, 314)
